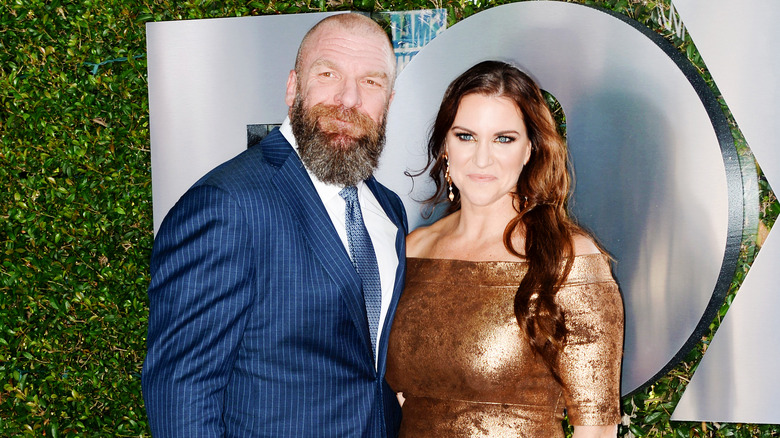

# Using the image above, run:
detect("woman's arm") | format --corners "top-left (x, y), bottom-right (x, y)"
top-left (556, 255), bottom-right (624, 433)
top-left (573, 424), bottom-right (618, 438)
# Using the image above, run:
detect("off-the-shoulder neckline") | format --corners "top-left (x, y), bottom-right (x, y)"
top-left (407, 253), bottom-right (607, 264)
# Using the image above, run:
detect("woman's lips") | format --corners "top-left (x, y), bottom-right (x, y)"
top-left (467, 173), bottom-right (497, 182)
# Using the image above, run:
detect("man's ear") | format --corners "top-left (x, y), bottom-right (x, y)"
top-left (285, 70), bottom-right (297, 108)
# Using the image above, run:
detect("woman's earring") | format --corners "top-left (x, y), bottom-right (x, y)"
top-left (445, 156), bottom-right (454, 202)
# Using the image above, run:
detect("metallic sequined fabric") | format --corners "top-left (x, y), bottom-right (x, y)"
top-left (386, 254), bottom-right (623, 437)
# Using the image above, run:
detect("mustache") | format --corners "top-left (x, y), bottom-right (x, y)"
top-left (308, 104), bottom-right (379, 140)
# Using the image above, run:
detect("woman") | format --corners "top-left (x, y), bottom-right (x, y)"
top-left (386, 61), bottom-right (623, 437)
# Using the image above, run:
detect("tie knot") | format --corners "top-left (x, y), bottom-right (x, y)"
top-left (339, 186), bottom-right (359, 203)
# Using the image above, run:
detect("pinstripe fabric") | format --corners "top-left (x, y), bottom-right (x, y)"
top-left (143, 129), bottom-right (406, 437)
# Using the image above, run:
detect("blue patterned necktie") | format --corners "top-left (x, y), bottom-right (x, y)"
top-left (339, 186), bottom-right (381, 358)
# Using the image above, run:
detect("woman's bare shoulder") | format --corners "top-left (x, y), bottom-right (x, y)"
top-left (406, 227), bottom-right (431, 257)
top-left (406, 215), bottom-right (455, 258)
top-left (572, 233), bottom-right (602, 256)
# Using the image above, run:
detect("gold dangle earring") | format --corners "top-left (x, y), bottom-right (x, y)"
top-left (444, 154), bottom-right (454, 202)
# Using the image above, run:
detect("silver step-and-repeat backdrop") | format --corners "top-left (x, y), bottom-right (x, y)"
top-left (146, 1), bottom-right (780, 423)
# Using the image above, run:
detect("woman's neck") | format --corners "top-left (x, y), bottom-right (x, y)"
top-left (437, 198), bottom-right (525, 261)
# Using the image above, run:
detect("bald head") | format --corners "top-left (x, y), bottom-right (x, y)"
top-left (295, 14), bottom-right (396, 81)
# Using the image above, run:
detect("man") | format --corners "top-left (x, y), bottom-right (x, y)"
top-left (142, 14), bottom-right (406, 437)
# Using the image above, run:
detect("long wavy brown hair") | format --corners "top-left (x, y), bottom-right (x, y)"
top-left (425, 60), bottom-right (587, 382)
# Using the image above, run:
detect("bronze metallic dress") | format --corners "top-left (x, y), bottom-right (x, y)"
top-left (386, 254), bottom-right (623, 437)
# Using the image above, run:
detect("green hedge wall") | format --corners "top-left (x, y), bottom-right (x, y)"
top-left (2, 0), bottom-right (152, 435)
top-left (1, 0), bottom-right (778, 436)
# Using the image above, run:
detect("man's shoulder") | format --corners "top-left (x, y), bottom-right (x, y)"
top-left (195, 129), bottom-right (293, 191)
top-left (157, 131), bottom-right (296, 235)
top-left (368, 178), bottom-right (403, 207)
top-left (367, 177), bottom-right (407, 230)
top-left (199, 145), bottom-right (268, 186)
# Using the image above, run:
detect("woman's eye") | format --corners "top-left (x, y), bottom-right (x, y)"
top-left (455, 133), bottom-right (474, 141)
top-left (496, 136), bottom-right (515, 143)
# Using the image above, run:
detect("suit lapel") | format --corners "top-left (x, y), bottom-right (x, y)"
top-left (366, 178), bottom-right (408, 375)
top-left (263, 130), bottom-right (373, 356)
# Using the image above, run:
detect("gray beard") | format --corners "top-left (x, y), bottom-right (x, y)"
top-left (290, 94), bottom-right (387, 187)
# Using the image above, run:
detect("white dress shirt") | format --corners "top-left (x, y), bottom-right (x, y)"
top-left (280, 118), bottom-right (399, 367)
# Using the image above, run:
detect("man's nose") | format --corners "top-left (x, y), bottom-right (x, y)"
top-left (334, 79), bottom-right (361, 108)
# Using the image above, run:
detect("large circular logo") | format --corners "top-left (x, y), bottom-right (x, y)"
top-left (377, 1), bottom-right (741, 395)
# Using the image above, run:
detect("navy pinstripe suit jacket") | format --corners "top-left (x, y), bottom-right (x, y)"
top-left (142, 128), bottom-right (407, 437)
